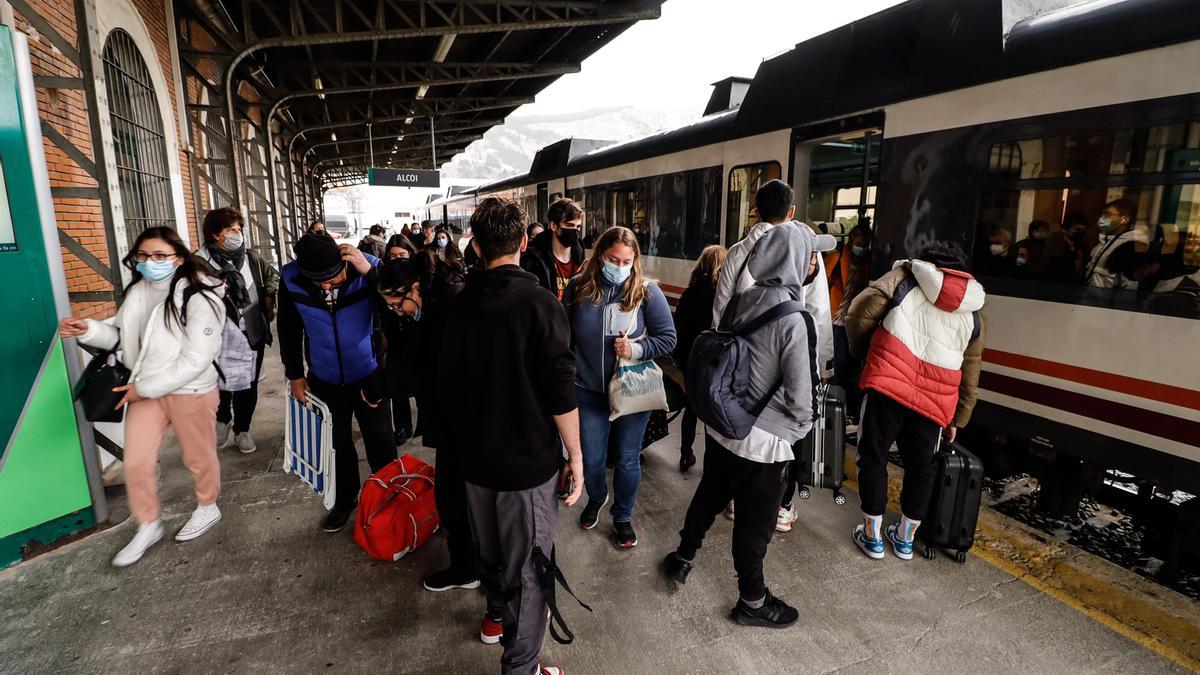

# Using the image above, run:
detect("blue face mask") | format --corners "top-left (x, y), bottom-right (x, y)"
top-left (601, 260), bottom-right (631, 286)
top-left (137, 260), bottom-right (176, 282)
top-left (436, 238), bottom-right (449, 249)
top-left (851, 245), bottom-right (867, 257)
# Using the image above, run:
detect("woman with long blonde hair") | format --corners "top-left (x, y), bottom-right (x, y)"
top-left (672, 244), bottom-right (727, 471)
top-left (563, 226), bottom-right (677, 548)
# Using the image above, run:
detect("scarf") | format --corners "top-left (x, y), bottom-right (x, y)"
top-left (206, 242), bottom-right (251, 310)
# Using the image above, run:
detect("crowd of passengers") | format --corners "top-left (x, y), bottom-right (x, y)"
top-left (58, 182), bottom-right (989, 675)
top-left (976, 198), bottom-right (1199, 294)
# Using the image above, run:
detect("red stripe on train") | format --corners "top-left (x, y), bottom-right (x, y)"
top-left (980, 371), bottom-right (1200, 447)
top-left (982, 349), bottom-right (1200, 412)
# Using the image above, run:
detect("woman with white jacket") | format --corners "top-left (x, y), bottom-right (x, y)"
top-left (60, 226), bottom-right (226, 567)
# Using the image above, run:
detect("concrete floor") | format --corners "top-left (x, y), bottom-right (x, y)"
top-left (0, 353), bottom-right (1188, 674)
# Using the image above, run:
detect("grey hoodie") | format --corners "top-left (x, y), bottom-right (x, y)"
top-left (719, 222), bottom-right (819, 444)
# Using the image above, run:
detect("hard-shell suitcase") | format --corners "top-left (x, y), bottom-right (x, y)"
top-left (283, 391), bottom-right (337, 511)
top-left (797, 383), bottom-right (847, 505)
top-left (919, 439), bottom-right (984, 563)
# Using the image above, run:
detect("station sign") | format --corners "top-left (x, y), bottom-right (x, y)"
top-left (368, 167), bottom-right (440, 188)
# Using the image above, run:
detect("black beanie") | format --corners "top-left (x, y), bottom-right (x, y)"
top-left (295, 234), bottom-right (345, 281)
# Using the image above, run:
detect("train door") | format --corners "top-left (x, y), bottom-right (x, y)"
top-left (790, 113), bottom-right (883, 240)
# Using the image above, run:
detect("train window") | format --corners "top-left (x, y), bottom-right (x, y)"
top-left (972, 183), bottom-right (1200, 318)
top-left (102, 29), bottom-right (176, 249)
top-left (579, 167), bottom-right (721, 259)
top-left (726, 162), bottom-right (781, 245)
top-left (989, 121), bottom-right (1200, 179)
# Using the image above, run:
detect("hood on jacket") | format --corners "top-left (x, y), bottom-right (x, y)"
top-left (900, 259), bottom-right (986, 313)
top-left (457, 265), bottom-right (543, 315)
top-left (724, 222), bottom-right (834, 327)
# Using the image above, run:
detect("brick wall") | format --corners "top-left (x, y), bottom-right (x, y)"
top-left (12, 0), bottom-right (201, 320)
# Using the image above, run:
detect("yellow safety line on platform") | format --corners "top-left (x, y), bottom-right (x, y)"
top-left (841, 463), bottom-right (1200, 671)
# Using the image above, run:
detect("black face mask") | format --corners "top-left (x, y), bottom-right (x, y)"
top-left (556, 228), bottom-right (579, 247)
top-left (804, 266), bottom-right (819, 286)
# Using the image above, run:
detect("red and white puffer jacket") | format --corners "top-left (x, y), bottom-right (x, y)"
top-left (855, 260), bottom-right (986, 428)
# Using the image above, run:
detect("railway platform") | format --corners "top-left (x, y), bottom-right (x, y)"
top-left (2, 351), bottom-right (1196, 674)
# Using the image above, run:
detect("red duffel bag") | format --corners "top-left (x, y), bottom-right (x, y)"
top-left (354, 454), bottom-right (440, 561)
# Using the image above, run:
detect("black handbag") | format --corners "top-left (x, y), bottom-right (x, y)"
top-left (73, 348), bottom-right (131, 423)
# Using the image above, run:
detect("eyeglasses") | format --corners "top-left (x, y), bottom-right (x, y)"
top-left (133, 252), bottom-right (179, 263)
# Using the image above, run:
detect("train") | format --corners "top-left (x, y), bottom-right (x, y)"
top-left (421, 0), bottom-right (1200, 512)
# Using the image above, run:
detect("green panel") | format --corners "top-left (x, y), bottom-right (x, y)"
top-left (0, 339), bottom-right (92, 539)
top-left (0, 25), bottom-right (59, 450)
top-left (0, 508), bottom-right (94, 568)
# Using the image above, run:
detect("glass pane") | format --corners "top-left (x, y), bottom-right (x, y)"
top-left (725, 162), bottom-right (781, 245)
top-left (972, 184), bottom-right (1200, 305)
top-left (991, 121), bottom-right (1200, 179)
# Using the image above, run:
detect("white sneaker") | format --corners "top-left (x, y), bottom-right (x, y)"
top-left (215, 422), bottom-right (231, 448)
top-left (175, 504), bottom-right (222, 542)
top-left (235, 431), bottom-right (257, 454)
top-left (776, 504), bottom-right (798, 533)
top-left (112, 520), bottom-right (164, 567)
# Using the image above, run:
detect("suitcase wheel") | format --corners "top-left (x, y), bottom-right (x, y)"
top-left (924, 546), bottom-right (936, 560)
top-left (834, 494), bottom-right (846, 506)
top-left (955, 550), bottom-right (968, 564)
top-left (798, 487), bottom-right (811, 500)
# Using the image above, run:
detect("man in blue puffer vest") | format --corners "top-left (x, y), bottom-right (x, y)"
top-left (278, 234), bottom-right (396, 532)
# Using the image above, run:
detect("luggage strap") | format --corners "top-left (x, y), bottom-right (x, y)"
top-left (531, 545), bottom-right (593, 645)
top-left (363, 472), bottom-right (434, 528)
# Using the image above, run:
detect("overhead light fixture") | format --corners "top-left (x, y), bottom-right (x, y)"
top-left (404, 117), bottom-right (414, 125)
top-left (331, 131), bottom-right (338, 141)
top-left (415, 85), bottom-right (429, 101)
top-left (314, 76), bottom-right (325, 100)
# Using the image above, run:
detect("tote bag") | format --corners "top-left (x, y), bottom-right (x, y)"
top-left (608, 301), bottom-right (668, 421)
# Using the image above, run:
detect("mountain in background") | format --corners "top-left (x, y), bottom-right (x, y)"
top-left (440, 106), bottom-right (698, 182)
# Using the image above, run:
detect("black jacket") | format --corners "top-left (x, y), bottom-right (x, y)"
top-left (406, 261), bottom-right (466, 450)
top-left (438, 265), bottom-right (577, 491)
top-left (672, 281), bottom-right (716, 368)
top-left (519, 230), bottom-right (584, 295)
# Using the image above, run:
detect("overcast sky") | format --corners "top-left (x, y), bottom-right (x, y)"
top-left (337, 0), bottom-right (906, 217)
top-left (518, 0), bottom-right (906, 116)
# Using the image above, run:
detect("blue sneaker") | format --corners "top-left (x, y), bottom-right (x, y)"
top-left (852, 524), bottom-right (885, 560)
top-left (884, 524), bottom-right (914, 560)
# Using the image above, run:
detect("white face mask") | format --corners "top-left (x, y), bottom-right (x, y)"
top-left (1097, 216), bottom-right (1115, 234)
top-left (989, 244), bottom-right (1007, 256)
top-left (1031, 231), bottom-right (1047, 241)
top-left (220, 232), bottom-right (244, 252)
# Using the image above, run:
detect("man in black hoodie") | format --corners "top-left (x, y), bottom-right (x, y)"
top-left (439, 196), bottom-right (583, 675)
top-left (520, 197), bottom-right (585, 301)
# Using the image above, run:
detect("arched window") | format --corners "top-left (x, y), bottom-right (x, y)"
top-left (102, 29), bottom-right (175, 248)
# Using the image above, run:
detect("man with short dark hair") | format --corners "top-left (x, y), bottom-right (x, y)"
top-left (439, 197), bottom-right (583, 675)
top-left (520, 197), bottom-right (585, 301)
top-left (420, 221), bottom-right (436, 248)
top-left (1087, 198), bottom-right (1149, 289)
top-left (277, 234), bottom-right (395, 532)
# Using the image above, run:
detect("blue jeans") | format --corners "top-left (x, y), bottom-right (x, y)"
top-left (577, 386), bottom-right (651, 523)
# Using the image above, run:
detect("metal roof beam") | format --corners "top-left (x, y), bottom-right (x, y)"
top-left (286, 95), bottom-right (533, 127)
top-left (313, 136), bottom-right (480, 168)
top-left (301, 118), bottom-right (503, 154)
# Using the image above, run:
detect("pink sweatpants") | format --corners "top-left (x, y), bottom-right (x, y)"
top-left (123, 389), bottom-right (221, 524)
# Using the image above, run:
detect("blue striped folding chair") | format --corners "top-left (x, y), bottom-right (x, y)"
top-left (283, 391), bottom-right (337, 510)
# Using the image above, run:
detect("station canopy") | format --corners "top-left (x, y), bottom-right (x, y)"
top-left (177, 0), bottom-right (665, 190)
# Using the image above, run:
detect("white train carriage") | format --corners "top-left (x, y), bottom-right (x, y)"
top-left (455, 0), bottom-right (1200, 502)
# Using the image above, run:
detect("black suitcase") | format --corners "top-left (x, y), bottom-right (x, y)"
top-left (796, 383), bottom-right (847, 505)
top-left (919, 439), bottom-right (985, 563)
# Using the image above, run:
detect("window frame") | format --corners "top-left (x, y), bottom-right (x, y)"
top-left (725, 160), bottom-right (783, 246)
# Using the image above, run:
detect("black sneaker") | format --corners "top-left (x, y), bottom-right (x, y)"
top-left (679, 452), bottom-right (696, 473)
top-left (614, 521), bottom-right (638, 548)
top-left (321, 505), bottom-right (355, 533)
top-left (579, 495), bottom-right (607, 530)
top-left (662, 552), bottom-right (693, 584)
top-left (422, 567), bottom-right (481, 592)
top-left (730, 590), bottom-right (799, 629)
top-left (394, 428), bottom-right (412, 446)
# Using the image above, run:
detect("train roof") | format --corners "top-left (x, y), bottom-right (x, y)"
top-left (468, 0), bottom-right (1200, 197)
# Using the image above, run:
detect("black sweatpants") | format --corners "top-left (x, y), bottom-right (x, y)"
top-left (677, 434), bottom-right (788, 601)
top-left (679, 406), bottom-right (698, 457)
top-left (309, 375), bottom-right (396, 511)
top-left (855, 390), bottom-right (941, 520)
top-left (433, 448), bottom-right (475, 576)
top-left (217, 345), bottom-right (266, 433)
